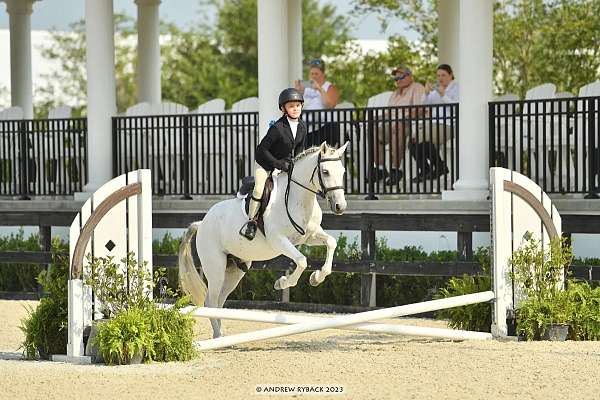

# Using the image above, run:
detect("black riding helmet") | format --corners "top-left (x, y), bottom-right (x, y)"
top-left (278, 88), bottom-right (304, 111)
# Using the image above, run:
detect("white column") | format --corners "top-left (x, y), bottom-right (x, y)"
top-left (84, 0), bottom-right (117, 192)
top-left (442, 0), bottom-right (493, 201)
top-left (257, 0), bottom-right (288, 138)
top-left (135, 0), bottom-right (161, 105)
top-left (437, 0), bottom-right (459, 77)
top-left (4, 0), bottom-right (36, 119)
top-left (287, 0), bottom-right (302, 85)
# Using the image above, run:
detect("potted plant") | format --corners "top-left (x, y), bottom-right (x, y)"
top-left (510, 235), bottom-right (573, 341)
top-left (84, 253), bottom-right (196, 364)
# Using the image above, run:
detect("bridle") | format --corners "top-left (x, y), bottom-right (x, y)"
top-left (284, 152), bottom-right (344, 235)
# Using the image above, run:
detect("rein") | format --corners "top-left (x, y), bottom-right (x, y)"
top-left (284, 153), bottom-right (343, 236)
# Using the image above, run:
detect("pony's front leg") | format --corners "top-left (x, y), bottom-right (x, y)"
top-left (305, 226), bottom-right (337, 286)
top-left (269, 236), bottom-right (307, 290)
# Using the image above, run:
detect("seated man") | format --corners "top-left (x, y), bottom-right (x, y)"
top-left (372, 65), bottom-right (425, 186)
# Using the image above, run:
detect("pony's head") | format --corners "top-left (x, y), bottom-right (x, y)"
top-left (316, 141), bottom-right (348, 215)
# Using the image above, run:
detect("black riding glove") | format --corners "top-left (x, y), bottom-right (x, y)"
top-left (274, 159), bottom-right (290, 172)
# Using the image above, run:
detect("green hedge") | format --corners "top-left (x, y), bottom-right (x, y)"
top-left (3, 232), bottom-right (600, 309)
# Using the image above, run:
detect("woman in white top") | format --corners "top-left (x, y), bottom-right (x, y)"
top-left (410, 64), bottom-right (458, 182)
top-left (423, 64), bottom-right (459, 104)
top-left (295, 59), bottom-right (340, 146)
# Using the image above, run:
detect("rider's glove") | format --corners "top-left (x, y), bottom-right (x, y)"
top-left (274, 159), bottom-right (290, 172)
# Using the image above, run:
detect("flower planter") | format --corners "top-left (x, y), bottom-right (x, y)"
top-left (541, 323), bottom-right (569, 341)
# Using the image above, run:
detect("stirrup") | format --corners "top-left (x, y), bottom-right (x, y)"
top-left (239, 220), bottom-right (257, 241)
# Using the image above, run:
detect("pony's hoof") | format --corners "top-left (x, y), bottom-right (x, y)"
top-left (309, 271), bottom-right (320, 286)
top-left (274, 277), bottom-right (286, 290)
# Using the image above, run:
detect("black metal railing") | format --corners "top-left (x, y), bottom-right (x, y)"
top-left (113, 112), bottom-right (259, 197)
top-left (0, 118), bottom-right (87, 197)
top-left (489, 96), bottom-right (600, 194)
top-left (303, 104), bottom-right (458, 197)
top-left (113, 104), bottom-right (459, 197)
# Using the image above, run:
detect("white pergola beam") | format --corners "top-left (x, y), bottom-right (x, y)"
top-left (257, 0), bottom-right (289, 138)
top-left (84, 0), bottom-right (117, 192)
top-left (443, 0), bottom-right (493, 201)
top-left (287, 0), bottom-right (302, 85)
top-left (135, 0), bottom-right (162, 105)
top-left (437, 0), bottom-right (459, 76)
top-left (4, 0), bottom-right (36, 119)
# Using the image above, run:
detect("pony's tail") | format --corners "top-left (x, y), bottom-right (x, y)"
top-left (178, 222), bottom-right (207, 306)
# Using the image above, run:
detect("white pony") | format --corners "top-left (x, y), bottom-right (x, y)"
top-left (178, 142), bottom-right (349, 338)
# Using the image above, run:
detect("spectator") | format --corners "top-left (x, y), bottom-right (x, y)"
top-left (372, 66), bottom-right (425, 186)
top-left (409, 64), bottom-right (458, 182)
top-left (295, 59), bottom-right (340, 147)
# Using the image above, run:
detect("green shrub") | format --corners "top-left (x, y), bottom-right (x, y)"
top-left (86, 254), bottom-right (196, 364)
top-left (146, 297), bottom-right (196, 362)
top-left (85, 253), bottom-right (153, 318)
top-left (20, 240), bottom-right (69, 359)
top-left (96, 306), bottom-right (153, 365)
top-left (512, 236), bottom-right (574, 340)
top-left (516, 290), bottom-right (572, 340)
top-left (434, 247), bottom-right (492, 332)
top-left (565, 280), bottom-right (600, 340)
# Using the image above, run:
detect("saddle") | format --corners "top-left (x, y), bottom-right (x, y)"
top-left (238, 175), bottom-right (274, 237)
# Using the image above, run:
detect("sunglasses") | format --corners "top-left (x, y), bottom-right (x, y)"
top-left (310, 59), bottom-right (324, 66)
top-left (393, 73), bottom-right (409, 81)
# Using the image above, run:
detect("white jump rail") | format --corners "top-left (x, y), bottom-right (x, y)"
top-left (194, 292), bottom-right (495, 350)
top-left (181, 304), bottom-right (493, 341)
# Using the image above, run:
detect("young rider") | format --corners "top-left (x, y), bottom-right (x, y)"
top-left (240, 88), bottom-right (307, 240)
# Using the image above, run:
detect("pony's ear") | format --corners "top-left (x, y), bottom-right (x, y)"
top-left (319, 141), bottom-right (328, 154)
top-left (337, 141), bottom-right (350, 154)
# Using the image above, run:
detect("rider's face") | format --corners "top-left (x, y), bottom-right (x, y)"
top-left (284, 101), bottom-right (303, 119)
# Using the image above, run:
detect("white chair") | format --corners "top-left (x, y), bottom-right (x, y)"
top-left (571, 81), bottom-right (600, 190)
top-left (367, 91), bottom-right (393, 108)
top-left (125, 102), bottom-right (152, 116)
top-left (45, 106), bottom-right (75, 191)
top-left (0, 107), bottom-right (23, 190)
top-left (190, 99), bottom-right (227, 191)
top-left (122, 103), bottom-right (152, 172)
top-left (231, 97), bottom-right (259, 112)
top-left (494, 93), bottom-right (519, 102)
top-left (193, 98), bottom-right (226, 114)
top-left (153, 102), bottom-right (189, 190)
top-left (227, 97), bottom-right (259, 192)
top-left (525, 83), bottom-right (556, 100)
top-left (0, 106), bottom-right (24, 120)
top-left (48, 105), bottom-right (72, 119)
top-left (335, 101), bottom-right (355, 109)
top-left (153, 101), bottom-right (188, 115)
top-left (578, 81), bottom-right (600, 97)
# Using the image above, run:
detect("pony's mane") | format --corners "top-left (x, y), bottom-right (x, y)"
top-left (293, 144), bottom-right (336, 162)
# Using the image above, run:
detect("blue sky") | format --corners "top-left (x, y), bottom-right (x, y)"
top-left (0, 0), bottom-right (408, 40)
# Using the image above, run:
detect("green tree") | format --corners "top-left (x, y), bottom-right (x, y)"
top-left (494, 0), bottom-right (600, 97)
top-left (38, 1), bottom-right (354, 112)
top-left (352, 0), bottom-right (600, 97)
top-left (162, 0), bottom-right (353, 108)
top-left (37, 15), bottom-right (139, 117)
